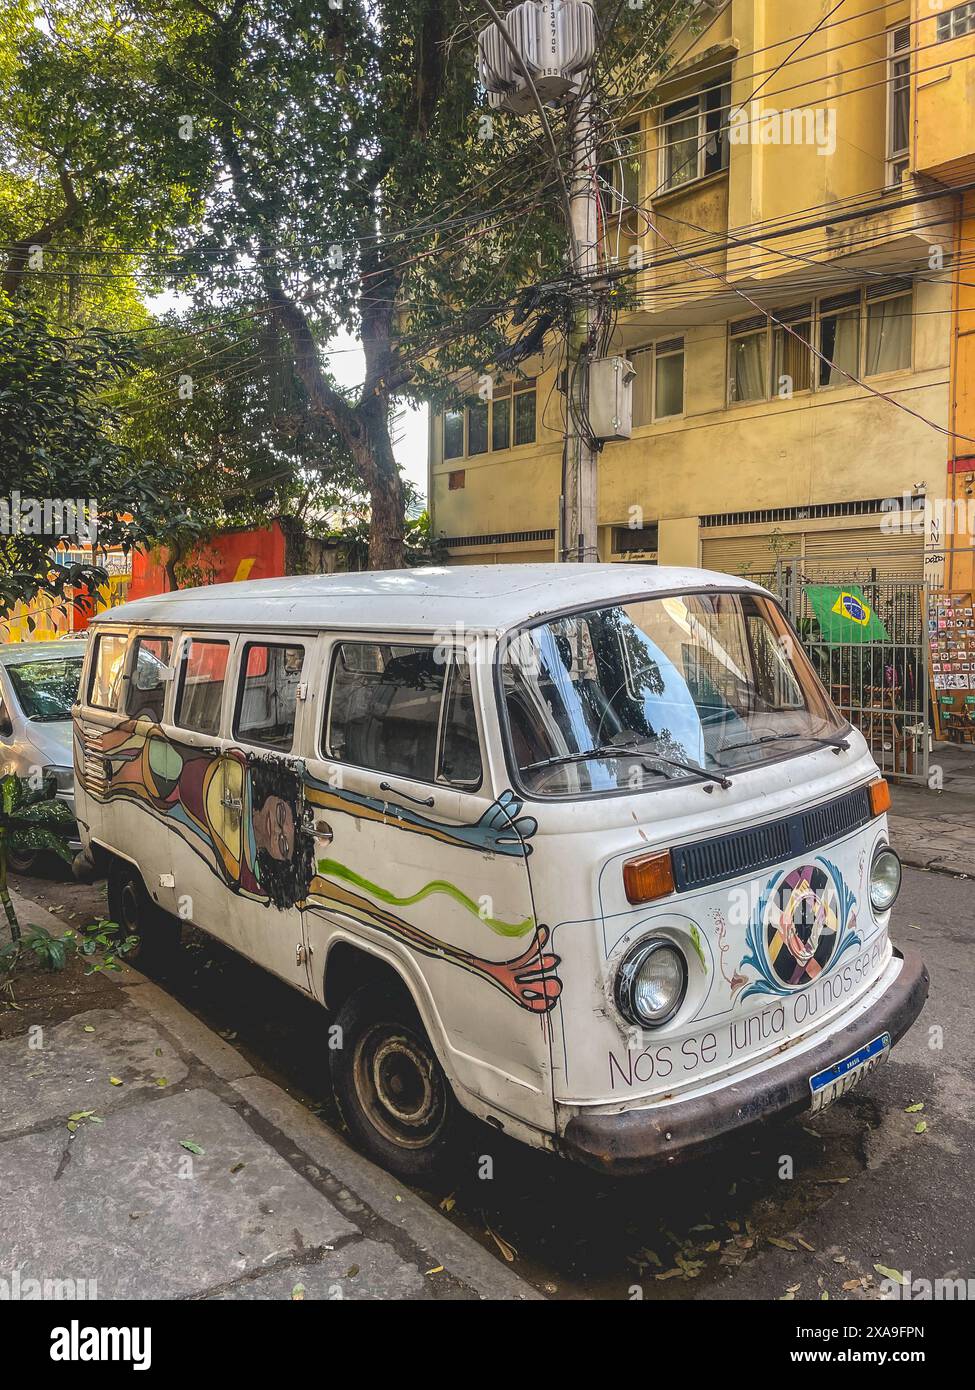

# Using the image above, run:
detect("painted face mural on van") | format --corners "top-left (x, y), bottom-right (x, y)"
top-left (83, 720), bottom-right (562, 1013)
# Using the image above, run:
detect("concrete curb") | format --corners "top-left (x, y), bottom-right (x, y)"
top-left (7, 883), bottom-right (541, 1301)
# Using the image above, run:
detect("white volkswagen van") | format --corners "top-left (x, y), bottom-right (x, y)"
top-left (72, 566), bottom-right (927, 1180)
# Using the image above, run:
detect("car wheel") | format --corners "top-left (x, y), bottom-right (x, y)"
top-left (329, 984), bottom-right (460, 1184)
top-left (6, 844), bottom-right (40, 875)
top-left (106, 861), bottom-right (180, 971)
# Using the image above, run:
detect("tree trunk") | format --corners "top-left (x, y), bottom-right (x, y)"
top-left (358, 400), bottom-right (406, 570)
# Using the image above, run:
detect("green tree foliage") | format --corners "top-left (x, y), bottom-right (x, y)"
top-left (0, 300), bottom-right (152, 615)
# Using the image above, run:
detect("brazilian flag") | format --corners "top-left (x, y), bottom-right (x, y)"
top-left (806, 584), bottom-right (890, 645)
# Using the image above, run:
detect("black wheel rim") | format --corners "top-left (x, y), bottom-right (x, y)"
top-left (352, 1021), bottom-right (447, 1150)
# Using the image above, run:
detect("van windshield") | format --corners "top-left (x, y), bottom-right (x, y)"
top-left (501, 591), bottom-right (847, 797)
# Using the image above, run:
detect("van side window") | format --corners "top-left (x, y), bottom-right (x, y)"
top-left (324, 643), bottom-right (481, 788)
top-left (127, 636), bottom-right (172, 722)
top-left (175, 639), bottom-right (230, 736)
top-left (88, 633), bottom-right (129, 711)
top-left (234, 642), bottom-right (304, 751)
top-left (438, 653), bottom-right (482, 788)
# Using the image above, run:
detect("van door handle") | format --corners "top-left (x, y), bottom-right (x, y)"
top-left (379, 781), bottom-right (434, 808)
top-left (222, 794), bottom-right (243, 812)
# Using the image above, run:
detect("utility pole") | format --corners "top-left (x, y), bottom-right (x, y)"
top-left (477, 0), bottom-right (601, 563)
top-left (564, 87), bottom-right (600, 563)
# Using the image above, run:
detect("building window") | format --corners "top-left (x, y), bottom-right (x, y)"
top-left (772, 303), bottom-right (813, 396)
top-left (443, 407), bottom-right (464, 460)
top-left (728, 283), bottom-right (914, 403)
top-left (440, 380), bottom-right (535, 459)
top-left (631, 339), bottom-right (685, 426)
top-left (658, 83), bottom-right (729, 194)
top-left (467, 397), bottom-right (488, 456)
top-left (613, 522), bottom-right (659, 555)
top-left (729, 315), bottom-right (770, 403)
top-left (512, 380), bottom-right (536, 445)
top-left (937, 3), bottom-right (975, 41)
top-left (601, 122), bottom-right (641, 228)
top-left (887, 26), bottom-right (911, 185)
top-left (817, 292), bottom-right (860, 388)
top-left (448, 469), bottom-right (466, 490)
top-left (865, 281), bottom-right (913, 375)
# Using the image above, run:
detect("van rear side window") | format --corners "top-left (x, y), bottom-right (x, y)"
top-left (234, 642), bottom-right (304, 751)
top-left (127, 636), bottom-right (172, 722)
top-left (88, 633), bottom-right (129, 711)
top-left (175, 639), bottom-right (230, 736)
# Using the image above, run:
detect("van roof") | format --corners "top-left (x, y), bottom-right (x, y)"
top-left (92, 565), bottom-right (764, 634)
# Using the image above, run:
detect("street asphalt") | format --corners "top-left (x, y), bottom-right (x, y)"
top-left (1, 865), bottom-right (971, 1301)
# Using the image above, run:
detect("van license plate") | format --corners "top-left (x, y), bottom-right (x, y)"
top-left (808, 1033), bottom-right (891, 1114)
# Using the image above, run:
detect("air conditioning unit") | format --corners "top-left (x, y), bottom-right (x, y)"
top-left (477, 1), bottom-right (596, 112)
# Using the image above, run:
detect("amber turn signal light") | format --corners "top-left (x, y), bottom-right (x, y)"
top-left (868, 778), bottom-right (891, 817)
top-left (623, 850), bottom-right (675, 905)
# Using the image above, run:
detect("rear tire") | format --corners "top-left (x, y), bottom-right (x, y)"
top-left (329, 984), bottom-right (460, 1184)
top-left (106, 861), bottom-right (180, 971)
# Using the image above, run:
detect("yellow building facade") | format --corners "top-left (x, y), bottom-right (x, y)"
top-left (429, 0), bottom-right (975, 585)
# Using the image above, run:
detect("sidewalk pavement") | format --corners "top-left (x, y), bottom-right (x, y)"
top-left (888, 741), bottom-right (975, 879)
top-left (0, 888), bottom-right (538, 1302)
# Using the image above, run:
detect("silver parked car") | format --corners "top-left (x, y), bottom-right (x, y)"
top-left (0, 637), bottom-right (86, 872)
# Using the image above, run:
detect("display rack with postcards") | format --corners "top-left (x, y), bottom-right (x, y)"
top-left (928, 590), bottom-right (975, 742)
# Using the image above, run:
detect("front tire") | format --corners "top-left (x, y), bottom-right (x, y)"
top-left (329, 984), bottom-right (459, 1183)
top-left (106, 861), bottom-right (180, 971)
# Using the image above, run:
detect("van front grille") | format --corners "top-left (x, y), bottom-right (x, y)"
top-left (670, 787), bottom-right (874, 892)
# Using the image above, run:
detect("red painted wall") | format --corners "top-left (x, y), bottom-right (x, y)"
top-left (129, 523), bottom-right (288, 601)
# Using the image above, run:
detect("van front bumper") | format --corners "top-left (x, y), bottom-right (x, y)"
top-left (559, 946), bottom-right (928, 1177)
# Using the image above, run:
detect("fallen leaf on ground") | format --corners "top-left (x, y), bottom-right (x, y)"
top-left (914, 1120), bottom-right (927, 1134)
top-left (439, 1193), bottom-right (456, 1213)
top-left (874, 1264), bottom-right (907, 1285)
top-left (425, 1266), bottom-right (444, 1276)
top-left (179, 1139), bottom-right (204, 1155)
top-left (796, 1237), bottom-right (816, 1252)
top-left (768, 1237), bottom-right (797, 1251)
top-left (83, 1025), bottom-right (95, 1033)
top-left (905, 1102), bottom-right (924, 1113)
top-left (108, 1076), bottom-right (123, 1086)
top-left (487, 1228), bottom-right (517, 1262)
top-left (291, 1284), bottom-right (305, 1301)
top-left (654, 1267), bottom-right (684, 1281)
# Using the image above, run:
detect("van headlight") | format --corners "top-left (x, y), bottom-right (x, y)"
top-left (616, 938), bottom-right (687, 1028)
top-left (870, 845), bottom-right (902, 913)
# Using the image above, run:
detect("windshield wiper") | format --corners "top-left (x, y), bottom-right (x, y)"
top-left (715, 731), bottom-right (850, 761)
top-left (521, 744), bottom-right (671, 775)
top-left (523, 735), bottom-right (732, 790)
top-left (610, 734), bottom-right (733, 790)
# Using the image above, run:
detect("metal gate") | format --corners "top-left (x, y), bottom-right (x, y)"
top-left (772, 556), bottom-right (930, 783)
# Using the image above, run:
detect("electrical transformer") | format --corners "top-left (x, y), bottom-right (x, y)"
top-left (588, 356), bottom-right (636, 441)
top-left (477, 1), bottom-right (596, 113)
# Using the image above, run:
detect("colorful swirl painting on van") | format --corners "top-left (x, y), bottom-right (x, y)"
top-left (79, 719), bottom-right (562, 1014)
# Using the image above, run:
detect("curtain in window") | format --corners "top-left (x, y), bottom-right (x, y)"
top-left (773, 322), bottom-right (812, 394)
top-left (819, 310), bottom-right (859, 387)
top-left (866, 294), bottom-right (911, 375)
top-left (664, 113), bottom-right (699, 190)
top-left (731, 334), bottom-right (768, 402)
